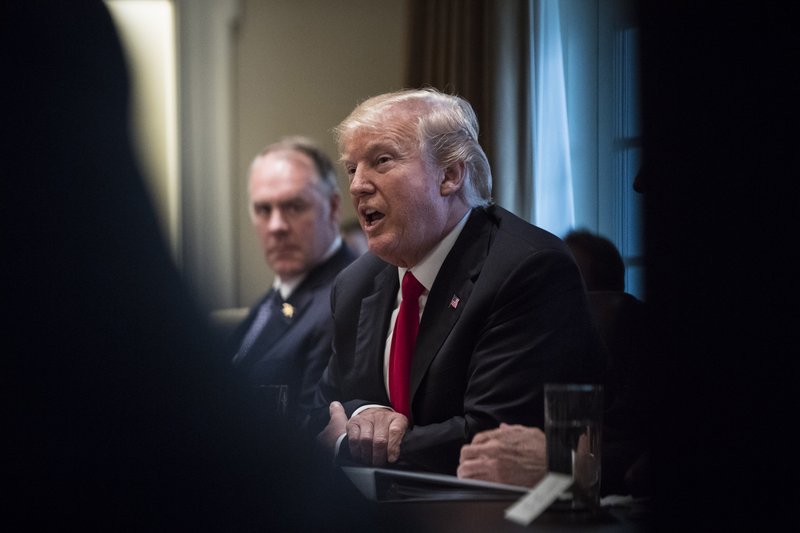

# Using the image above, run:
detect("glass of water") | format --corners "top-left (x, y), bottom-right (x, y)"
top-left (544, 383), bottom-right (603, 511)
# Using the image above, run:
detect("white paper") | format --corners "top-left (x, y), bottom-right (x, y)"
top-left (504, 473), bottom-right (573, 525)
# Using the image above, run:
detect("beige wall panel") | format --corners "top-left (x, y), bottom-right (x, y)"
top-left (235, 0), bottom-right (407, 306)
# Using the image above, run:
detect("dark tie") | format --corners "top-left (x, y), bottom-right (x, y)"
top-left (232, 289), bottom-right (280, 366)
top-left (388, 271), bottom-right (425, 418)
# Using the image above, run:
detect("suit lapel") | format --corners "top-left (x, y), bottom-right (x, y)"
top-left (409, 209), bottom-right (492, 401)
top-left (257, 304), bottom-right (291, 345)
top-left (239, 244), bottom-right (356, 365)
top-left (240, 292), bottom-right (295, 365)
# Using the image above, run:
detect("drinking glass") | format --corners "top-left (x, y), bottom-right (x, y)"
top-left (544, 383), bottom-right (603, 511)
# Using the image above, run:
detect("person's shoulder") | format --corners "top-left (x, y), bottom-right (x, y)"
top-left (330, 253), bottom-right (390, 307)
top-left (483, 205), bottom-right (570, 255)
top-left (345, 251), bottom-right (387, 274)
top-left (336, 252), bottom-right (388, 285)
top-left (334, 241), bottom-right (361, 267)
top-left (305, 243), bottom-right (360, 288)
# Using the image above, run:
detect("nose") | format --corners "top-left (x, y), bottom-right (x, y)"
top-left (349, 164), bottom-right (374, 198)
top-left (267, 208), bottom-right (289, 233)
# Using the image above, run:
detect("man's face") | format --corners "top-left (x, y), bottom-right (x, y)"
top-left (342, 110), bottom-right (450, 268)
top-left (248, 150), bottom-right (339, 280)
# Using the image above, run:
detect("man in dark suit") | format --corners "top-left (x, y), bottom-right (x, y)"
top-left (312, 89), bottom-right (606, 474)
top-left (232, 137), bottom-right (356, 421)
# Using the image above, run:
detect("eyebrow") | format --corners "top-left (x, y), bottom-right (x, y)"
top-left (340, 136), bottom-right (405, 165)
top-left (252, 194), bottom-right (312, 208)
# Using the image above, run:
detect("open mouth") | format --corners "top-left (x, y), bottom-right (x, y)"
top-left (362, 208), bottom-right (385, 228)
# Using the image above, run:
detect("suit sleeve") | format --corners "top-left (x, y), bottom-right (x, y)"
top-left (296, 314), bottom-right (336, 423)
top-left (306, 275), bottom-right (380, 433)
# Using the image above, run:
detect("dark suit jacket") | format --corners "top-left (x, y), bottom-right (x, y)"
top-left (312, 205), bottom-right (607, 474)
top-left (232, 243), bottom-right (357, 421)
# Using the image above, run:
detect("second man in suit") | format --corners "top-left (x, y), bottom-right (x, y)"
top-left (231, 137), bottom-right (357, 423)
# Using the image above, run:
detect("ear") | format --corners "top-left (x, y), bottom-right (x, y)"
top-left (440, 161), bottom-right (466, 197)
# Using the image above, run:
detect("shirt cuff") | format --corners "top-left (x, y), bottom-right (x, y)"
top-left (334, 432), bottom-right (347, 459)
top-left (332, 404), bottom-right (394, 462)
top-left (351, 404), bottom-right (393, 417)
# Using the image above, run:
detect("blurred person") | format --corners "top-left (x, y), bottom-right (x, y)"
top-left (564, 229), bottom-right (626, 292)
top-left (312, 88), bottom-right (606, 474)
top-left (1, 3), bottom-right (379, 530)
top-left (565, 229), bottom-right (650, 496)
top-left (231, 137), bottom-right (357, 422)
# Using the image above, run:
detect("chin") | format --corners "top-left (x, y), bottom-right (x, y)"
top-left (271, 262), bottom-right (302, 279)
top-left (370, 248), bottom-right (406, 267)
top-left (366, 240), bottom-right (392, 261)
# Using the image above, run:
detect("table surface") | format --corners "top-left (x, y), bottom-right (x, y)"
top-left (329, 466), bottom-right (651, 532)
top-left (370, 499), bottom-right (651, 533)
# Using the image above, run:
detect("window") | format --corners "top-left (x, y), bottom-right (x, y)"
top-left (535, 0), bottom-right (643, 299)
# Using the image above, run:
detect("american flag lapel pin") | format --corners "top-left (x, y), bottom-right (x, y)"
top-left (449, 295), bottom-right (460, 309)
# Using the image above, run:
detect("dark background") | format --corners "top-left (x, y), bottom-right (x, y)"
top-left (639, 2), bottom-right (798, 531)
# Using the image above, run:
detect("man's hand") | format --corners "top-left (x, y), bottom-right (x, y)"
top-left (316, 401), bottom-right (348, 457)
top-left (457, 423), bottom-right (547, 487)
top-left (346, 408), bottom-right (408, 466)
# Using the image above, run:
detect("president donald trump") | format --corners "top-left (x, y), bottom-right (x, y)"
top-left (312, 88), bottom-right (605, 474)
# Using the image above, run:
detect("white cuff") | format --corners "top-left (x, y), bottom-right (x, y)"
top-left (332, 404), bottom-right (393, 461)
top-left (351, 404), bottom-right (393, 417)
top-left (334, 432), bottom-right (347, 459)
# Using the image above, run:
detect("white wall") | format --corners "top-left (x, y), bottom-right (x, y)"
top-left (172, 0), bottom-right (407, 310)
top-left (234, 0), bottom-right (408, 308)
top-left (106, 0), bottom-right (180, 261)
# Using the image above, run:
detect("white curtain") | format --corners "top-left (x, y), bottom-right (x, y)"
top-left (531, 0), bottom-right (575, 237)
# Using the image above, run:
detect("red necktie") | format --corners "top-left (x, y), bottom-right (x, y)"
top-left (389, 271), bottom-right (425, 418)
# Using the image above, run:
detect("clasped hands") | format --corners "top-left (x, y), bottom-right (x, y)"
top-left (458, 423), bottom-right (598, 490)
top-left (316, 401), bottom-right (408, 466)
top-left (457, 423), bottom-right (547, 487)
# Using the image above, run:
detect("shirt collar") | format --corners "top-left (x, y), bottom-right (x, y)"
top-left (398, 210), bottom-right (471, 292)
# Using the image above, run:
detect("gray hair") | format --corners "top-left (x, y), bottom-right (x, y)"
top-left (251, 136), bottom-right (340, 198)
top-left (334, 88), bottom-right (492, 207)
